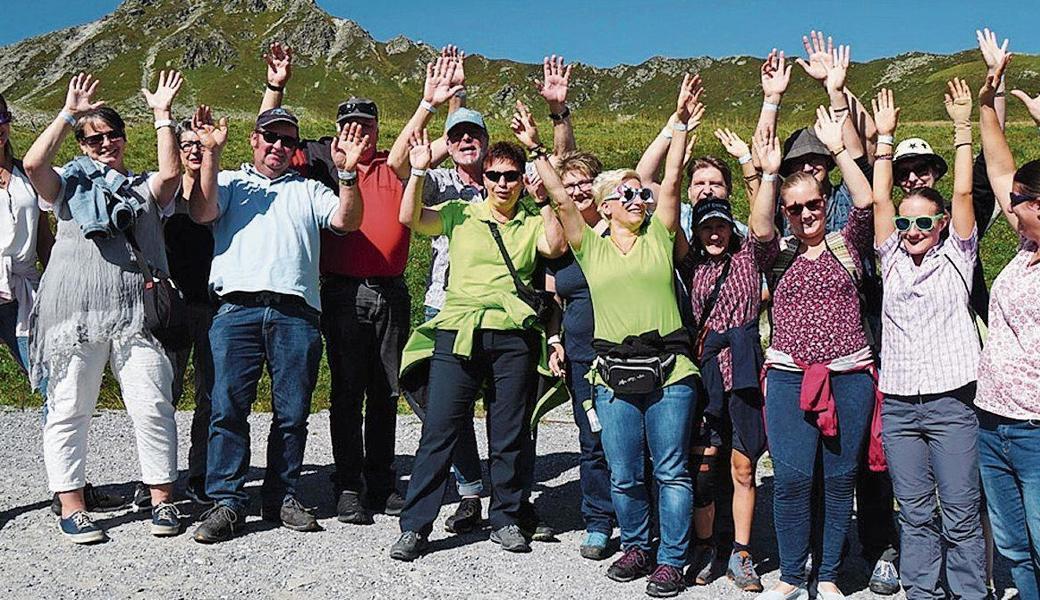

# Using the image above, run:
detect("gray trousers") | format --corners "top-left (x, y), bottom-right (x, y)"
top-left (882, 388), bottom-right (988, 600)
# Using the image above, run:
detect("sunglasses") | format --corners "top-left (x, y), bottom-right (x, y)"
top-left (894, 213), bottom-right (945, 232)
top-left (607, 185), bottom-right (654, 205)
top-left (485, 170), bottom-right (522, 184)
top-left (338, 102), bottom-right (377, 117)
top-left (179, 140), bottom-right (203, 152)
top-left (80, 131), bottom-right (126, 146)
top-left (1010, 191), bottom-right (1040, 208)
top-left (895, 161), bottom-right (935, 180)
top-left (782, 198), bottom-right (825, 216)
top-left (0, 111), bottom-right (11, 125)
top-left (256, 130), bottom-right (300, 149)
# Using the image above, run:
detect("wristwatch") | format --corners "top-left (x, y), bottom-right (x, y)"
top-left (534, 197), bottom-right (551, 208)
top-left (549, 106), bottom-right (571, 122)
top-left (338, 170), bottom-right (358, 186)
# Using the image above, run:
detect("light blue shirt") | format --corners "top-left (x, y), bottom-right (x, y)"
top-left (209, 164), bottom-right (340, 311)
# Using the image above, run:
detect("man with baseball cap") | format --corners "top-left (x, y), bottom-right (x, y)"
top-left (188, 71), bottom-right (368, 542)
top-left (258, 43), bottom-right (416, 525)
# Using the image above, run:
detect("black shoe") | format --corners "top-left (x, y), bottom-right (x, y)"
top-left (646, 564), bottom-right (685, 598)
top-left (130, 482), bottom-right (151, 512)
top-left (364, 490), bottom-right (406, 517)
top-left (490, 524), bottom-right (532, 553)
top-left (390, 531), bottom-right (427, 561)
top-left (50, 483), bottom-right (124, 516)
top-left (518, 500), bottom-right (556, 541)
top-left (184, 477), bottom-right (213, 505)
top-left (607, 547), bottom-right (656, 582)
top-left (337, 490), bottom-right (374, 525)
top-left (262, 496), bottom-right (322, 532)
top-left (193, 505), bottom-right (239, 544)
top-left (444, 497), bottom-right (482, 533)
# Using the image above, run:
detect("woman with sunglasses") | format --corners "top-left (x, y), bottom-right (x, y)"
top-left (518, 76), bottom-right (703, 597)
top-left (976, 55), bottom-right (1040, 599)
top-left (22, 72), bottom-right (185, 543)
top-left (872, 83), bottom-right (989, 599)
top-left (748, 104), bottom-right (876, 600)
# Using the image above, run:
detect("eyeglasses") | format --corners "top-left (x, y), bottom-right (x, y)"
top-left (606, 185), bottom-right (654, 204)
top-left (893, 213), bottom-right (945, 232)
top-left (1010, 191), bottom-right (1040, 208)
top-left (79, 131), bottom-right (126, 146)
top-left (0, 111), bottom-right (11, 125)
top-left (782, 198), bottom-right (825, 216)
top-left (563, 179), bottom-right (594, 192)
top-left (256, 130), bottom-right (300, 149)
top-left (485, 170), bottom-right (522, 184)
top-left (179, 140), bottom-right (203, 152)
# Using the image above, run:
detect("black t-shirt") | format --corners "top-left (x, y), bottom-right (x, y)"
top-left (164, 199), bottom-right (214, 305)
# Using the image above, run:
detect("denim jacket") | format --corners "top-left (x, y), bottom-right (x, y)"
top-left (60, 156), bottom-right (143, 239)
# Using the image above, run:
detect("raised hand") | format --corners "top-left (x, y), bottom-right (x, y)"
top-left (441, 45), bottom-right (466, 88)
top-left (871, 88), bottom-right (900, 136)
top-left (423, 56), bottom-right (464, 107)
top-left (977, 28), bottom-right (1010, 76)
top-left (524, 171), bottom-right (548, 203)
top-left (944, 78), bottom-right (973, 123)
top-left (192, 105), bottom-right (228, 151)
top-left (141, 70), bottom-right (183, 113)
top-left (264, 42), bottom-right (293, 88)
top-left (63, 73), bottom-right (104, 116)
top-left (535, 55), bottom-right (573, 110)
top-left (824, 44), bottom-right (850, 96)
top-left (761, 49), bottom-right (792, 99)
top-left (979, 54), bottom-right (1012, 106)
top-left (332, 122), bottom-right (372, 171)
top-left (714, 128), bottom-right (751, 160)
top-left (796, 30), bottom-right (834, 85)
top-left (408, 128), bottom-right (432, 170)
top-left (675, 73), bottom-right (704, 123)
top-left (813, 105), bottom-right (848, 152)
top-left (511, 100), bottom-right (543, 149)
top-left (753, 129), bottom-right (782, 175)
top-left (1010, 89), bottom-right (1040, 125)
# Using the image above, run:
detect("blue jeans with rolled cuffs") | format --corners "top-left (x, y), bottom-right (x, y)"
top-left (595, 377), bottom-right (697, 568)
top-left (765, 368), bottom-right (873, 586)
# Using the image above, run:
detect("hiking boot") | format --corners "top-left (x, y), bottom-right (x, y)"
top-left (151, 502), bottom-right (183, 537)
top-left (727, 550), bottom-right (764, 592)
top-left (444, 497), bottom-right (481, 533)
top-left (193, 505), bottom-right (239, 544)
top-left (490, 524), bottom-right (531, 553)
top-left (184, 477), bottom-right (213, 505)
top-left (130, 482), bottom-right (151, 512)
top-left (50, 483), bottom-right (124, 516)
top-left (580, 530), bottom-right (611, 560)
top-left (389, 530), bottom-right (427, 561)
top-left (365, 490), bottom-right (405, 517)
top-left (606, 547), bottom-right (655, 582)
top-left (262, 496), bottom-right (322, 532)
top-left (59, 510), bottom-right (107, 544)
top-left (685, 543), bottom-right (717, 585)
top-left (336, 490), bottom-right (374, 525)
top-left (518, 500), bottom-right (556, 541)
top-left (868, 559), bottom-right (900, 595)
top-left (646, 564), bottom-right (685, 598)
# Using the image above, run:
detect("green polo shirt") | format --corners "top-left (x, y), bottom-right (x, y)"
top-left (572, 213), bottom-right (697, 387)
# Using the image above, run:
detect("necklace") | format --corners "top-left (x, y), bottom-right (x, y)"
top-left (610, 234), bottom-right (636, 254)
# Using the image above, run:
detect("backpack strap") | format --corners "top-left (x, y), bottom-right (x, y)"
top-left (823, 231), bottom-right (861, 287)
top-left (767, 235), bottom-right (799, 293)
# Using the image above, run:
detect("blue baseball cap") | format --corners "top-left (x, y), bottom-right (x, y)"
top-left (444, 108), bottom-right (487, 136)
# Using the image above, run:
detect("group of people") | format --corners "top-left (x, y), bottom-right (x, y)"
top-left (1, 25), bottom-right (1038, 600)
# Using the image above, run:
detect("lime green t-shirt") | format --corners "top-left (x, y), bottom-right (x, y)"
top-left (572, 213), bottom-right (697, 386)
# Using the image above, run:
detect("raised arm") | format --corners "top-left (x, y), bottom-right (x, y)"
top-left (259, 42), bottom-right (292, 114)
top-left (815, 105), bottom-right (871, 208)
top-left (945, 78), bottom-right (976, 238)
top-left (141, 70), bottom-right (183, 207)
top-left (714, 127), bottom-right (759, 199)
top-left (823, 43), bottom-right (865, 160)
top-left (871, 88), bottom-right (900, 245)
top-left (756, 49), bottom-right (791, 140)
top-left (750, 130), bottom-right (782, 242)
top-left (635, 114), bottom-right (674, 184)
top-left (23, 74), bottom-right (104, 203)
top-left (659, 74), bottom-right (705, 234)
top-left (978, 29), bottom-right (1009, 129)
top-left (328, 123), bottom-right (369, 233)
top-left (189, 105), bottom-right (227, 225)
top-left (387, 55), bottom-right (464, 178)
top-left (534, 55), bottom-right (576, 157)
top-left (980, 55), bottom-right (1017, 231)
top-left (398, 128), bottom-right (443, 236)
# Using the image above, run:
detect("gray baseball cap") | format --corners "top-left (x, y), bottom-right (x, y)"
top-left (444, 108), bottom-right (487, 135)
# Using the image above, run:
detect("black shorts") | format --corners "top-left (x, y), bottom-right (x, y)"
top-left (692, 388), bottom-right (766, 460)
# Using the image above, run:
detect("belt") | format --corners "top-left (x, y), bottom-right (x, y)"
top-left (322, 274), bottom-right (404, 288)
top-left (221, 291), bottom-right (307, 308)
top-left (886, 382), bottom-right (977, 405)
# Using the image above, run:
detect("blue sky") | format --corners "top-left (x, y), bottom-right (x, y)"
top-left (3, 0), bottom-right (1035, 66)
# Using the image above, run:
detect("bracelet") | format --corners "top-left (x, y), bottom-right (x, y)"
top-left (762, 101), bottom-right (779, 112)
top-left (832, 106), bottom-right (850, 114)
top-left (528, 144), bottom-right (549, 159)
top-left (266, 83), bottom-right (285, 92)
top-left (547, 334), bottom-right (562, 346)
top-left (337, 170), bottom-right (358, 185)
top-left (549, 106), bottom-right (571, 122)
top-left (831, 146), bottom-right (847, 156)
top-left (410, 168), bottom-right (427, 178)
top-left (154, 119), bottom-right (175, 131)
top-left (737, 153), bottom-right (753, 165)
top-left (994, 91), bottom-right (1005, 98)
top-left (875, 153), bottom-right (893, 161)
top-left (762, 173), bottom-right (778, 182)
top-left (534, 198), bottom-right (552, 208)
top-left (877, 134), bottom-right (894, 146)
top-left (672, 122), bottom-right (689, 132)
top-left (744, 173), bottom-right (761, 181)
top-left (954, 142), bottom-right (973, 149)
top-left (419, 99), bottom-right (436, 113)
top-left (58, 110), bottom-right (76, 127)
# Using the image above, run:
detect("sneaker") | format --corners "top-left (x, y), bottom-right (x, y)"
top-left (606, 547), bottom-right (655, 582)
top-left (193, 504), bottom-right (239, 544)
top-left (389, 530), bottom-right (427, 561)
top-left (646, 564), bottom-right (685, 598)
top-left (444, 497), bottom-right (482, 533)
top-left (151, 502), bottom-right (183, 537)
top-left (50, 483), bottom-right (124, 516)
top-left (868, 559), bottom-right (900, 595)
top-left (580, 531), bottom-right (611, 560)
top-left (727, 550), bottom-right (764, 592)
top-left (184, 477), bottom-right (213, 505)
top-left (685, 544), bottom-right (717, 585)
top-left (130, 482), bottom-right (151, 513)
top-left (490, 524), bottom-right (531, 553)
top-left (59, 510), bottom-right (107, 544)
top-left (754, 585), bottom-right (809, 600)
top-left (336, 490), bottom-right (374, 525)
top-left (365, 490), bottom-right (405, 517)
top-left (262, 496), bottom-right (322, 532)
top-left (518, 501), bottom-right (556, 542)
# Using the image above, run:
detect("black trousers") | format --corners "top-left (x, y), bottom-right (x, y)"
top-left (400, 328), bottom-right (539, 535)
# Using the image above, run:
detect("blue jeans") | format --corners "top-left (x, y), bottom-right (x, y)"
top-left (567, 359), bottom-right (614, 535)
top-left (206, 301), bottom-right (323, 514)
top-left (765, 369), bottom-right (873, 586)
top-left (978, 410), bottom-right (1040, 600)
top-left (595, 377), bottom-right (697, 568)
top-left (0, 301), bottom-right (27, 371)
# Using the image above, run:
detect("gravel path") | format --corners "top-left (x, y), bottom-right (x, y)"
top-left (0, 407), bottom-right (1010, 599)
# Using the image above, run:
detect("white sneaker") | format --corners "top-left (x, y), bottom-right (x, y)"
top-left (754, 585), bottom-right (809, 600)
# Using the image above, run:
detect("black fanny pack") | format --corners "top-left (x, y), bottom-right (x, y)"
top-left (596, 353), bottom-right (677, 395)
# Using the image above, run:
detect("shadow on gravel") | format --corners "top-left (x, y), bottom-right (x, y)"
top-left (0, 499), bottom-right (51, 531)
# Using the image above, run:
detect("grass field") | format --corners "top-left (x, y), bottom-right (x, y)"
top-left (0, 116), bottom-right (1033, 409)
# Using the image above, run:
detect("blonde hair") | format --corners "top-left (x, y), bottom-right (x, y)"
top-left (556, 150), bottom-right (603, 180)
top-left (592, 168), bottom-right (641, 206)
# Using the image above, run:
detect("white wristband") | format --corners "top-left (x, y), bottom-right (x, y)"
top-left (547, 334), bottom-right (562, 346)
top-left (762, 173), bottom-right (778, 182)
top-left (660, 126), bottom-right (673, 140)
top-left (420, 99), bottom-right (436, 113)
top-left (762, 101), bottom-right (780, 112)
top-left (154, 119), bottom-right (175, 131)
top-left (58, 111), bottom-right (76, 127)
top-left (672, 122), bottom-right (689, 132)
top-left (337, 169), bottom-right (357, 181)
top-left (738, 153), bottom-right (753, 165)
top-left (410, 167), bottom-right (427, 178)
top-left (877, 134), bottom-right (894, 146)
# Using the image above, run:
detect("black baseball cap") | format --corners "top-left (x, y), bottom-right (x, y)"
top-left (256, 107), bottom-right (299, 131)
top-left (337, 97), bottom-right (378, 125)
top-left (692, 197), bottom-right (736, 227)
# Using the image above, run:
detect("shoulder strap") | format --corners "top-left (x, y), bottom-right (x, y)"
top-left (824, 231), bottom-right (861, 286)
top-left (695, 257), bottom-right (731, 332)
top-left (943, 254), bottom-right (984, 347)
top-left (485, 221), bottom-right (527, 293)
top-left (124, 229), bottom-right (156, 284)
top-left (768, 236), bottom-right (799, 292)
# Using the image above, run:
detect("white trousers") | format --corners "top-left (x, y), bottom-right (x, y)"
top-left (43, 334), bottom-right (177, 492)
